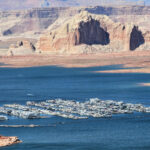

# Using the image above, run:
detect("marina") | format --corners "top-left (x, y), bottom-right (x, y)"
top-left (0, 98), bottom-right (150, 120)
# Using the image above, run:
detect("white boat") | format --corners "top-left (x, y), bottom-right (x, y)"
top-left (0, 115), bottom-right (8, 121)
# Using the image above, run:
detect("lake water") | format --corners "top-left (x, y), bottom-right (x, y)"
top-left (0, 65), bottom-right (150, 150)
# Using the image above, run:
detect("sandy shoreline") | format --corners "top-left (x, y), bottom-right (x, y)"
top-left (139, 83), bottom-right (150, 87)
top-left (0, 51), bottom-right (150, 73)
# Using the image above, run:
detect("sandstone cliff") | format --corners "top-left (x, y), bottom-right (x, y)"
top-left (1, 6), bottom-right (150, 55)
top-left (0, 7), bottom-right (80, 37)
top-left (1, 6), bottom-right (150, 38)
top-left (8, 40), bottom-right (36, 56)
top-left (86, 6), bottom-right (150, 16)
top-left (37, 11), bottom-right (145, 53)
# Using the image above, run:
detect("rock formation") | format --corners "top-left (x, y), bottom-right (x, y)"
top-left (86, 6), bottom-right (150, 16)
top-left (8, 40), bottom-right (36, 56)
top-left (0, 135), bottom-right (21, 147)
top-left (37, 11), bottom-right (145, 53)
top-left (1, 6), bottom-right (150, 55)
top-left (143, 31), bottom-right (150, 43)
top-left (1, 6), bottom-right (150, 37)
top-left (0, 7), bottom-right (80, 37)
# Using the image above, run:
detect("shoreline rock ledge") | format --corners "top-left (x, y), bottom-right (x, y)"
top-left (0, 135), bottom-right (22, 147)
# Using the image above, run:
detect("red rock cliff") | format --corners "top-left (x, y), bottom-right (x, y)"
top-left (37, 11), bottom-right (145, 53)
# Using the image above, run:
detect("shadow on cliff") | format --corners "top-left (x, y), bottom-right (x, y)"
top-left (130, 26), bottom-right (145, 51)
top-left (79, 19), bottom-right (110, 45)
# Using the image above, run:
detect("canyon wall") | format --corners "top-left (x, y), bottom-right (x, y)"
top-left (37, 11), bottom-right (146, 53)
top-left (1, 6), bottom-right (150, 37)
top-left (0, 7), bottom-right (80, 37)
top-left (1, 6), bottom-right (150, 55)
top-left (86, 6), bottom-right (150, 15)
top-left (8, 40), bottom-right (36, 56)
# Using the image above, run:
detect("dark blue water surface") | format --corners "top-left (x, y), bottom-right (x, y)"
top-left (0, 65), bottom-right (150, 150)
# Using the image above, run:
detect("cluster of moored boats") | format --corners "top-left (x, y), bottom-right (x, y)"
top-left (0, 98), bottom-right (150, 120)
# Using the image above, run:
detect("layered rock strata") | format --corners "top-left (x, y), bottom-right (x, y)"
top-left (1, 6), bottom-right (150, 37)
top-left (37, 11), bottom-right (145, 53)
top-left (8, 40), bottom-right (36, 56)
top-left (0, 7), bottom-right (80, 37)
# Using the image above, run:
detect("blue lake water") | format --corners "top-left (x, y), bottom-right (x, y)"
top-left (0, 65), bottom-right (150, 150)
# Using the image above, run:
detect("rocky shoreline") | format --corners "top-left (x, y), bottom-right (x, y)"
top-left (0, 135), bottom-right (21, 147)
top-left (0, 51), bottom-right (150, 74)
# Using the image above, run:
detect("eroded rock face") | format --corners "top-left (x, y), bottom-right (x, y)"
top-left (0, 135), bottom-right (21, 147)
top-left (16, 40), bottom-right (36, 50)
top-left (0, 7), bottom-right (80, 37)
top-left (143, 31), bottom-right (150, 43)
top-left (37, 11), bottom-right (145, 53)
top-left (86, 6), bottom-right (150, 16)
top-left (1, 6), bottom-right (150, 38)
top-left (8, 40), bottom-right (36, 56)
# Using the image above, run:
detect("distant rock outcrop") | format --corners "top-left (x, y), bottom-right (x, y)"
top-left (0, 7), bottom-right (80, 37)
top-left (1, 6), bottom-right (150, 38)
top-left (0, 135), bottom-right (21, 147)
top-left (37, 11), bottom-right (145, 53)
top-left (8, 40), bottom-right (36, 56)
